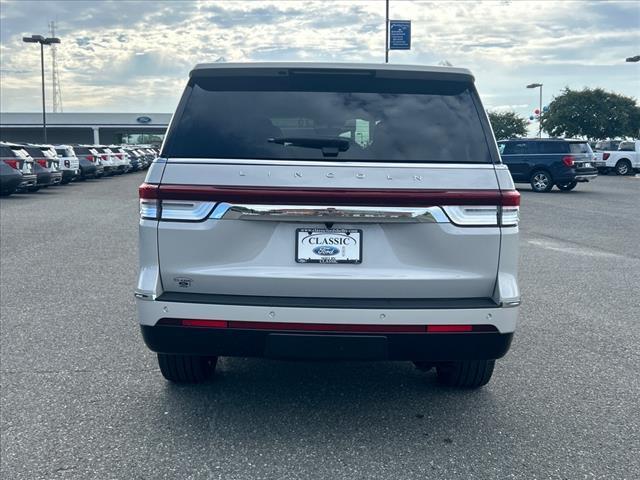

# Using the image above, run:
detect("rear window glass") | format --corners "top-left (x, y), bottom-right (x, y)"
top-left (24, 147), bottom-right (45, 157)
top-left (569, 143), bottom-right (592, 154)
top-left (0, 146), bottom-right (17, 157)
top-left (502, 142), bottom-right (529, 155)
top-left (163, 75), bottom-right (492, 163)
top-left (537, 142), bottom-right (568, 154)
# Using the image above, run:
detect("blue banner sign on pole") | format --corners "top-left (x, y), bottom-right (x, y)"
top-left (389, 20), bottom-right (411, 50)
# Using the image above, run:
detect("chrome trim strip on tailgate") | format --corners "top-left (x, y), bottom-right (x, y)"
top-left (210, 203), bottom-right (449, 223)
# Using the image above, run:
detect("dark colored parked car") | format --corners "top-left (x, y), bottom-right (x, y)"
top-left (122, 147), bottom-right (143, 171)
top-left (0, 161), bottom-right (23, 196)
top-left (497, 138), bottom-right (598, 192)
top-left (73, 146), bottom-right (104, 179)
top-left (23, 146), bottom-right (63, 187)
top-left (0, 144), bottom-right (37, 195)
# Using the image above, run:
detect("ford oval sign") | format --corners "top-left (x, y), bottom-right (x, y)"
top-left (136, 116), bottom-right (152, 124)
top-left (313, 245), bottom-right (340, 256)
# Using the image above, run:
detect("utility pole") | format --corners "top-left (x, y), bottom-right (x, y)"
top-left (385, 0), bottom-right (389, 63)
top-left (49, 21), bottom-right (63, 112)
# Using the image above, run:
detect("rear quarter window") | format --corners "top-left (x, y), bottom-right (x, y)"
top-left (163, 74), bottom-right (494, 164)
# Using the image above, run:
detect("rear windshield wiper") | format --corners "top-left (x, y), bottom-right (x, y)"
top-left (268, 136), bottom-right (350, 157)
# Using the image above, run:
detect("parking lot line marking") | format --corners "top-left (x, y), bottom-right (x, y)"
top-left (527, 238), bottom-right (624, 259)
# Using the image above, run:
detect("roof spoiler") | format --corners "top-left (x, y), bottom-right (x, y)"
top-left (189, 62), bottom-right (475, 83)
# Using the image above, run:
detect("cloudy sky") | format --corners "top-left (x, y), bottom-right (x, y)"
top-left (1, 0), bottom-right (638, 127)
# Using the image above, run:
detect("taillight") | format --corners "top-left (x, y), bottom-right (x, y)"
top-left (442, 189), bottom-right (520, 227)
top-left (87, 155), bottom-right (94, 162)
top-left (37, 159), bottom-right (47, 168)
top-left (139, 184), bottom-right (215, 221)
top-left (603, 153), bottom-right (610, 160)
top-left (139, 183), bottom-right (520, 226)
top-left (562, 155), bottom-right (575, 167)
top-left (3, 159), bottom-right (19, 169)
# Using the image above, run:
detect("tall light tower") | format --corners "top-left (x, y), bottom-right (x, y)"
top-left (49, 21), bottom-right (63, 112)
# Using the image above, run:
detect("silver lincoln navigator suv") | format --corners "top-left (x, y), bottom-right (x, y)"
top-left (137, 63), bottom-right (520, 388)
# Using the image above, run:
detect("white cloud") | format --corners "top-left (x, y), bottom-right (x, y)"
top-left (0, 0), bottom-right (638, 113)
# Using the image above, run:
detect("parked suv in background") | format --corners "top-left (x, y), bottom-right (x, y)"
top-left (137, 63), bottom-right (521, 389)
top-left (24, 146), bottom-right (63, 187)
top-left (73, 146), bottom-right (104, 179)
top-left (52, 145), bottom-right (80, 183)
top-left (0, 143), bottom-right (37, 194)
top-left (498, 138), bottom-right (598, 192)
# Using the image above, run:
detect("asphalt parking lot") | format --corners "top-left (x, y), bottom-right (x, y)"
top-left (1, 173), bottom-right (638, 479)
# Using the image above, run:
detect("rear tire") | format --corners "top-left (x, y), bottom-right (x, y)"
top-left (530, 170), bottom-right (554, 192)
top-left (556, 181), bottom-right (577, 191)
top-left (436, 360), bottom-right (495, 388)
top-left (615, 160), bottom-right (632, 176)
top-left (157, 353), bottom-right (217, 383)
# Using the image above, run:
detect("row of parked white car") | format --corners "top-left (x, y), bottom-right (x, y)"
top-left (0, 142), bottom-right (158, 196)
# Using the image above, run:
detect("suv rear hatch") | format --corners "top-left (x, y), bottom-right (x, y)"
top-left (147, 65), bottom-right (512, 302)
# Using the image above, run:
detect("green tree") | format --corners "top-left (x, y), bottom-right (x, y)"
top-left (487, 111), bottom-right (528, 140)
top-left (541, 87), bottom-right (640, 140)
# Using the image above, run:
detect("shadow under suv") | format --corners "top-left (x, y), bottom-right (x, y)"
top-left (137, 63), bottom-right (521, 389)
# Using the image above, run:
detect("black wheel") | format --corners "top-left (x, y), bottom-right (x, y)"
top-left (436, 360), bottom-right (495, 388)
top-left (556, 181), bottom-right (577, 191)
top-left (530, 170), bottom-right (554, 192)
top-left (157, 353), bottom-right (217, 383)
top-left (413, 361), bottom-right (434, 372)
top-left (615, 160), bottom-right (632, 176)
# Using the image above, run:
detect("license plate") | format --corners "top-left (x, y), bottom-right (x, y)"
top-left (296, 229), bottom-right (362, 264)
top-left (584, 162), bottom-right (592, 168)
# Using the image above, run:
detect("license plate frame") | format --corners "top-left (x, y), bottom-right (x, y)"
top-left (295, 228), bottom-right (362, 264)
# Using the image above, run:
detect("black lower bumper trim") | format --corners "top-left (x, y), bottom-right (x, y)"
top-left (141, 325), bottom-right (513, 361)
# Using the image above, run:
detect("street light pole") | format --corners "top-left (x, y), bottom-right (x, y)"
top-left (527, 83), bottom-right (543, 138)
top-left (22, 34), bottom-right (61, 144)
top-left (385, 0), bottom-right (389, 63)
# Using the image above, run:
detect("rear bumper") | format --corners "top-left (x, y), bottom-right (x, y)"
top-left (61, 170), bottom-right (76, 181)
top-left (16, 174), bottom-right (37, 190)
top-left (49, 172), bottom-right (63, 185)
top-left (137, 294), bottom-right (518, 360)
top-left (141, 324), bottom-right (513, 361)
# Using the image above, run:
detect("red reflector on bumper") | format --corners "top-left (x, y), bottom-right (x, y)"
top-left (179, 319), bottom-right (228, 328)
top-left (426, 324), bottom-right (473, 332)
top-left (156, 319), bottom-right (495, 333)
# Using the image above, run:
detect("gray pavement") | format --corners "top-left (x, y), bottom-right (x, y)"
top-left (1, 173), bottom-right (638, 479)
